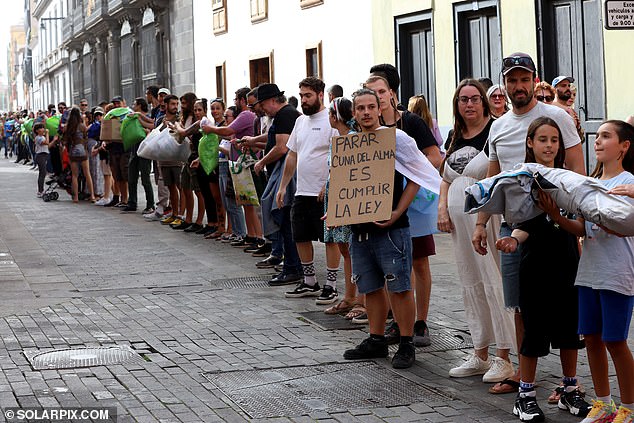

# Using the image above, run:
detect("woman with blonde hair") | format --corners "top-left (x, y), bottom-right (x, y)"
top-left (486, 84), bottom-right (509, 118)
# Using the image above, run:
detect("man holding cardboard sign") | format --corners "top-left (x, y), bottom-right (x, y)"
top-left (340, 88), bottom-right (441, 369)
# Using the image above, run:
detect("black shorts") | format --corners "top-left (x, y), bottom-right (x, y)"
top-left (291, 195), bottom-right (325, 243)
top-left (519, 270), bottom-right (585, 357)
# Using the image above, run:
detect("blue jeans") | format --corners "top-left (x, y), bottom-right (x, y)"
top-left (351, 227), bottom-right (413, 295)
top-left (500, 223), bottom-right (521, 309)
top-left (1, 138), bottom-right (7, 157)
top-left (219, 161), bottom-right (246, 236)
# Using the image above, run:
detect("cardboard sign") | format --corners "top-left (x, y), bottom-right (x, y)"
top-left (100, 119), bottom-right (122, 141)
top-left (604, 1), bottom-right (634, 29)
top-left (326, 127), bottom-right (396, 226)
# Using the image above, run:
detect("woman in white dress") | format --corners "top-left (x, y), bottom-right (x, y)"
top-left (437, 79), bottom-right (516, 392)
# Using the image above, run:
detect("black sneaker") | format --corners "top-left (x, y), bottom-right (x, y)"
top-left (413, 320), bottom-right (431, 347)
top-left (558, 388), bottom-right (591, 417)
top-left (121, 205), bottom-right (137, 212)
top-left (268, 272), bottom-right (302, 286)
top-left (244, 239), bottom-right (265, 253)
top-left (513, 393), bottom-right (545, 422)
top-left (251, 243), bottom-right (272, 257)
top-left (196, 225), bottom-right (214, 235)
top-left (384, 321), bottom-right (400, 345)
top-left (231, 236), bottom-right (250, 247)
top-left (285, 282), bottom-right (321, 298)
top-left (171, 221), bottom-right (192, 230)
top-left (392, 342), bottom-right (416, 369)
top-left (256, 255), bottom-right (283, 269)
top-left (315, 285), bottom-right (338, 305)
top-left (184, 223), bottom-right (204, 233)
top-left (343, 337), bottom-right (388, 360)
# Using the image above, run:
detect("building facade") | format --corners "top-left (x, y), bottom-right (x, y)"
top-left (8, 25), bottom-right (27, 111)
top-left (193, 0), bottom-right (374, 105)
top-left (31, 0), bottom-right (70, 111)
top-left (60, 0), bottom-right (195, 106)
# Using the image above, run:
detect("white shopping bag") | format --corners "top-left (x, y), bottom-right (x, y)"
top-left (137, 126), bottom-right (191, 162)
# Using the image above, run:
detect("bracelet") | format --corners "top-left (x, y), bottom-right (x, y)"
top-left (510, 236), bottom-right (520, 245)
top-left (475, 223), bottom-right (486, 228)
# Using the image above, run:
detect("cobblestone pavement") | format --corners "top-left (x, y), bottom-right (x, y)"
top-left (0, 159), bottom-right (631, 422)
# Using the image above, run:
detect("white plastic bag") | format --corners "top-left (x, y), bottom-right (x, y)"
top-left (137, 126), bottom-right (191, 162)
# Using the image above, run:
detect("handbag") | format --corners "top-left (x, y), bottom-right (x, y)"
top-left (229, 151), bottom-right (263, 206)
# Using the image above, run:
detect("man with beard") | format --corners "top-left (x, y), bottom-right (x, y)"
top-left (275, 77), bottom-right (340, 302)
top-left (471, 53), bottom-right (585, 405)
top-left (552, 75), bottom-right (584, 141)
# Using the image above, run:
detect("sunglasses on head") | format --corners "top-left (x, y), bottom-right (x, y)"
top-left (502, 56), bottom-right (536, 71)
top-left (536, 95), bottom-right (554, 102)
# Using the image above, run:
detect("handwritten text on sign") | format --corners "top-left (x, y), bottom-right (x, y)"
top-left (327, 127), bottom-right (396, 226)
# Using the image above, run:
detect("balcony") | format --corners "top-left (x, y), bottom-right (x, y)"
top-left (61, 16), bottom-right (73, 44)
top-left (108, 0), bottom-right (130, 15)
top-left (85, 0), bottom-right (108, 28)
top-left (72, 3), bottom-right (85, 34)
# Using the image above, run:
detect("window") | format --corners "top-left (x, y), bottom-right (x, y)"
top-left (212, 0), bottom-right (227, 34)
top-left (305, 42), bottom-right (322, 79)
top-left (249, 52), bottom-right (274, 87)
top-left (454, 1), bottom-right (501, 81)
top-left (141, 24), bottom-right (157, 83)
top-left (300, 0), bottom-right (323, 9)
top-left (250, 0), bottom-right (267, 23)
top-left (216, 62), bottom-right (226, 100)
top-left (396, 12), bottom-right (436, 115)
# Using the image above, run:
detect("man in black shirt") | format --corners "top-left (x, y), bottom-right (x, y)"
top-left (342, 88), bottom-right (420, 369)
top-left (253, 84), bottom-right (302, 285)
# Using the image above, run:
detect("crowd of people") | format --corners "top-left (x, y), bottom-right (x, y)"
top-left (3, 52), bottom-right (634, 423)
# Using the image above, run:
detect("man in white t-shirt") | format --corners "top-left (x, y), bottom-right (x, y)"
top-left (471, 52), bottom-right (586, 406)
top-left (275, 77), bottom-right (340, 304)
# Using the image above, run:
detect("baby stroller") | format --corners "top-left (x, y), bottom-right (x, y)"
top-left (42, 167), bottom-right (71, 202)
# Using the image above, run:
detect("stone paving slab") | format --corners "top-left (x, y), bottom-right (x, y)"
top-left (0, 159), bottom-right (632, 422)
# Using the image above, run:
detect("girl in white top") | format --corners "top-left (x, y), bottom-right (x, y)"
top-left (568, 120), bottom-right (634, 423)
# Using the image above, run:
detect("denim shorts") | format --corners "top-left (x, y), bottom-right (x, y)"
top-left (500, 223), bottom-right (521, 309)
top-left (351, 227), bottom-right (412, 295)
top-left (578, 286), bottom-right (634, 342)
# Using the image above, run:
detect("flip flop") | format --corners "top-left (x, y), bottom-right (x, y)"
top-left (324, 299), bottom-right (354, 315)
top-left (488, 378), bottom-right (520, 394)
top-left (344, 305), bottom-right (366, 320)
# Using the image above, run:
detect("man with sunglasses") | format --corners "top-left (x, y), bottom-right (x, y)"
top-left (471, 52), bottom-right (585, 417)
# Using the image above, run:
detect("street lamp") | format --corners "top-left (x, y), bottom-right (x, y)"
top-left (40, 17), bottom-right (66, 30)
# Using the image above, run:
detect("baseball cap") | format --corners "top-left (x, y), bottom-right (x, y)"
top-left (93, 107), bottom-right (104, 115)
top-left (158, 88), bottom-right (171, 95)
top-left (551, 75), bottom-right (575, 87)
top-left (502, 52), bottom-right (536, 75)
top-left (111, 96), bottom-right (123, 103)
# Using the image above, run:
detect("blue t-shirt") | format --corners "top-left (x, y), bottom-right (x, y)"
top-left (575, 171), bottom-right (634, 296)
top-left (4, 120), bottom-right (15, 135)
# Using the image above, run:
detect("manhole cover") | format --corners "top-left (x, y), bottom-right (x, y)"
top-left (24, 346), bottom-right (144, 370)
top-left (218, 276), bottom-right (270, 289)
top-left (298, 311), bottom-right (360, 330)
top-left (203, 361), bottom-right (452, 419)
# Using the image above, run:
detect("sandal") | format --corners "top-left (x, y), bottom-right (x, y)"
top-left (344, 305), bottom-right (366, 320)
top-left (548, 386), bottom-right (564, 404)
top-left (324, 299), bottom-right (354, 315)
top-left (488, 378), bottom-right (520, 394)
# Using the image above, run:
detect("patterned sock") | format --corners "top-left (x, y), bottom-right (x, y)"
top-left (302, 262), bottom-right (316, 286)
top-left (563, 376), bottom-right (578, 392)
top-left (519, 380), bottom-right (535, 394)
top-left (326, 267), bottom-right (338, 289)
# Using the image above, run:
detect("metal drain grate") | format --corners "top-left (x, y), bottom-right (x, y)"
top-left (298, 311), bottom-right (360, 330)
top-left (217, 276), bottom-right (270, 289)
top-left (203, 361), bottom-right (452, 419)
top-left (24, 345), bottom-right (144, 370)
top-left (389, 327), bottom-right (473, 353)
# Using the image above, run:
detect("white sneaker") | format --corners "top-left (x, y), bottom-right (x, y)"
top-left (144, 211), bottom-right (162, 221)
top-left (94, 197), bottom-right (109, 206)
top-left (449, 354), bottom-right (491, 377)
top-left (36, 191), bottom-right (43, 198)
top-left (482, 357), bottom-right (515, 383)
